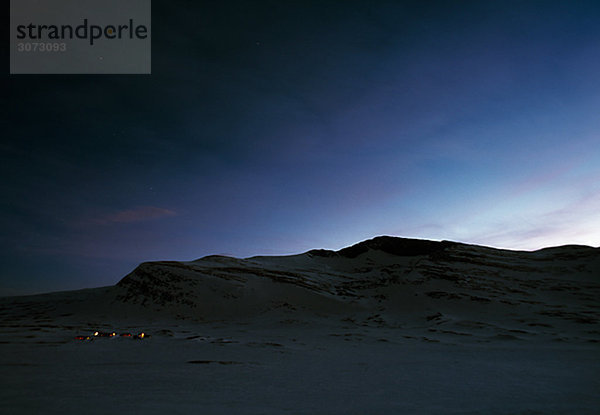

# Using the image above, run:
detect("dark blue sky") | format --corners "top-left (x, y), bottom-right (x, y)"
top-left (4, 0), bottom-right (600, 295)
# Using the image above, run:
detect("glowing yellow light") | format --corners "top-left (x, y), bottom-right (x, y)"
top-left (94, 331), bottom-right (99, 336)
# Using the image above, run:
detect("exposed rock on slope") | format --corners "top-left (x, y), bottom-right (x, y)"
top-left (307, 236), bottom-right (456, 258)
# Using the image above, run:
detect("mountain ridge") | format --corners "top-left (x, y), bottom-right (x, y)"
top-left (247, 235), bottom-right (597, 262)
top-left (1, 235), bottom-right (598, 345)
top-left (110, 235), bottom-right (599, 327)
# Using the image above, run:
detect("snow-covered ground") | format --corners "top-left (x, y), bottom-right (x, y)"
top-left (1, 237), bottom-right (598, 414)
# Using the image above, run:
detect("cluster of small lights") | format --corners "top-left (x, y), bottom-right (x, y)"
top-left (75, 331), bottom-right (148, 341)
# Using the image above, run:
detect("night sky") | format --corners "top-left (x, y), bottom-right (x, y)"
top-left (4, 1), bottom-right (600, 295)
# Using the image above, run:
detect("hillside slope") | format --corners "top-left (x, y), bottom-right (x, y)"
top-left (109, 236), bottom-right (600, 341)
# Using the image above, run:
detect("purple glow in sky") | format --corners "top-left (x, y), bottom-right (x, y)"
top-left (3, 1), bottom-right (600, 295)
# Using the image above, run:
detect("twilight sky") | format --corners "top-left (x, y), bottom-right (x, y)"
top-left (3, 0), bottom-right (600, 295)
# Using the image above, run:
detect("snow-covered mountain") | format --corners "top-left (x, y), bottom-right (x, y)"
top-left (4, 236), bottom-right (599, 335)
top-left (2, 236), bottom-right (599, 415)
top-left (115, 237), bottom-right (597, 318)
